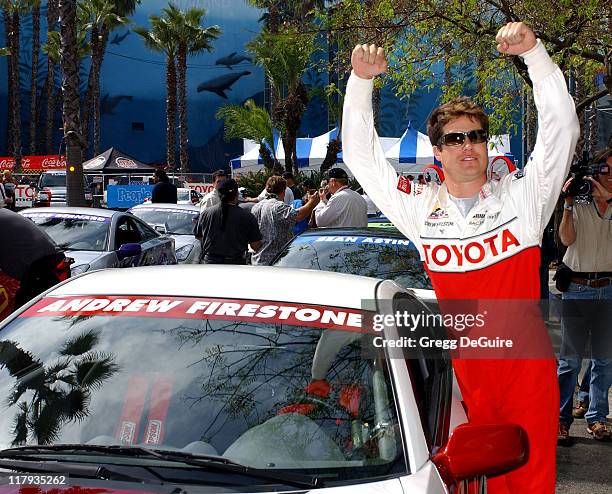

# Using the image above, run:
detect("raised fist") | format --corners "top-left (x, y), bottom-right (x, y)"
top-left (496, 22), bottom-right (537, 56)
top-left (351, 44), bottom-right (388, 80)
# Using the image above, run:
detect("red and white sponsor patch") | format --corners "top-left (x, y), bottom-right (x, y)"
top-left (21, 296), bottom-right (366, 332)
top-left (397, 176), bottom-right (411, 194)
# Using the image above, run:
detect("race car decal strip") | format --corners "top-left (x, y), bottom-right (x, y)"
top-left (419, 216), bottom-right (518, 241)
top-left (116, 375), bottom-right (148, 445)
top-left (21, 212), bottom-right (110, 222)
top-left (143, 375), bottom-right (174, 445)
top-left (21, 296), bottom-right (366, 332)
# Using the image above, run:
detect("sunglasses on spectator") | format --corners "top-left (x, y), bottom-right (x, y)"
top-left (438, 129), bottom-right (488, 147)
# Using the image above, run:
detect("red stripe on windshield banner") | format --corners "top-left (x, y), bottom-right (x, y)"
top-left (20, 296), bottom-right (367, 332)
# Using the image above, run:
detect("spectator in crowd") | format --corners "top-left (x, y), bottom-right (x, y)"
top-left (199, 169), bottom-right (227, 210)
top-left (557, 148), bottom-right (612, 444)
top-left (0, 209), bottom-right (70, 318)
top-left (0, 180), bottom-right (7, 209)
top-left (243, 174), bottom-right (295, 205)
top-left (2, 170), bottom-right (17, 210)
top-left (251, 176), bottom-right (320, 265)
top-left (193, 178), bottom-right (262, 264)
top-left (314, 167), bottom-right (368, 227)
top-left (342, 22), bottom-right (579, 492)
top-left (151, 169), bottom-right (177, 204)
top-left (283, 171), bottom-right (303, 200)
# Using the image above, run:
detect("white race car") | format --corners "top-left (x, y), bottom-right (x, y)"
top-left (0, 266), bottom-right (527, 493)
top-left (129, 203), bottom-right (201, 264)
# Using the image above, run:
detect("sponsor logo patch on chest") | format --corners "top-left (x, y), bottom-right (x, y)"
top-left (422, 228), bottom-right (521, 268)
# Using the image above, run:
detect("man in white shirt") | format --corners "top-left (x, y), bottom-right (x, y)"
top-left (314, 167), bottom-right (368, 227)
top-left (199, 169), bottom-right (227, 210)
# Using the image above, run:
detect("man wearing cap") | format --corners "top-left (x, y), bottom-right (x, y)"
top-left (313, 168), bottom-right (368, 228)
top-left (194, 178), bottom-right (262, 264)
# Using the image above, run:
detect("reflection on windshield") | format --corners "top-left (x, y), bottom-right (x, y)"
top-left (26, 217), bottom-right (109, 251)
top-left (0, 309), bottom-right (403, 481)
top-left (275, 240), bottom-right (432, 289)
top-left (132, 209), bottom-right (197, 235)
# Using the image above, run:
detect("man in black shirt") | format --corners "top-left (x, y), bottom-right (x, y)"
top-left (151, 169), bottom-right (177, 203)
top-left (193, 179), bottom-right (262, 264)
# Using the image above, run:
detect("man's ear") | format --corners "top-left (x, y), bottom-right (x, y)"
top-left (433, 145), bottom-right (442, 162)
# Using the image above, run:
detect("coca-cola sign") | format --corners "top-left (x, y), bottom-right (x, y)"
top-left (116, 157), bottom-right (138, 169)
top-left (0, 155), bottom-right (66, 170)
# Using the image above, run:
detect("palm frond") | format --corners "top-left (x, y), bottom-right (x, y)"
top-left (59, 329), bottom-right (100, 357)
top-left (10, 402), bottom-right (30, 446)
top-left (73, 352), bottom-right (120, 390)
top-left (215, 99), bottom-right (275, 155)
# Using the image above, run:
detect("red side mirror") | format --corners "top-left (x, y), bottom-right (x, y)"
top-left (432, 423), bottom-right (528, 485)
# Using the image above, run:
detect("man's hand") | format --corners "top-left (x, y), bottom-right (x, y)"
top-left (351, 44), bottom-right (388, 80)
top-left (587, 177), bottom-right (612, 202)
top-left (496, 22), bottom-right (537, 56)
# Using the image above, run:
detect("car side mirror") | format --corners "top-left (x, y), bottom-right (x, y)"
top-left (153, 224), bottom-right (167, 234)
top-left (432, 423), bottom-right (528, 484)
top-left (117, 243), bottom-right (142, 260)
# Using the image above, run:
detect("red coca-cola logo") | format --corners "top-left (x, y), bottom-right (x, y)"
top-left (116, 157), bottom-right (137, 168)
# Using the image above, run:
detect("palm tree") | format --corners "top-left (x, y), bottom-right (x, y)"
top-left (0, 330), bottom-right (119, 445)
top-left (1, 0), bottom-right (33, 172)
top-left (59, 0), bottom-right (85, 206)
top-left (247, 26), bottom-right (318, 174)
top-left (134, 16), bottom-right (178, 169)
top-left (28, 0), bottom-right (41, 153)
top-left (43, 0), bottom-right (59, 153)
top-left (216, 99), bottom-right (279, 171)
top-left (163, 3), bottom-right (220, 173)
top-left (2, 7), bottom-right (12, 153)
top-left (79, 0), bottom-right (133, 156)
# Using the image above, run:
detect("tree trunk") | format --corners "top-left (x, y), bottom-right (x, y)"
top-left (166, 56), bottom-right (177, 169)
top-left (4, 9), bottom-right (13, 154)
top-left (59, 0), bottom-right (85, 207)
top-left (45, 0), bottom-right (59, 153)
top-left (177, 43), bottom-right (189, 173)
top-left (81, 24), bottom-right (100, 151)
top-left (29, 2), bottom-right (41, 154)
top-left (84, 27), bottom-right (109, 157)
top-left (10, 11), bottom-right (22, 172)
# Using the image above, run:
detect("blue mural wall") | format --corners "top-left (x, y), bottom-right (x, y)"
top-left (0, 0), bottom-right (524, 172)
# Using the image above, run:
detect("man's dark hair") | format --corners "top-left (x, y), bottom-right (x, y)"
top-left (154, 169), bottom-right (170, 182)
top-left (218, 179), bottom-right (238, 232)
top-left (212, 169), bottom-right (227, 181)
top-left (427, 96), bottom-right (489, 147)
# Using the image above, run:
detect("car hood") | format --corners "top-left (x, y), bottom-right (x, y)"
top-left (65, 250), bottom-right (108, 267)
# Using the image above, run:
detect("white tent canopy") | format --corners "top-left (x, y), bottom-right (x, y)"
top-left (230, 126), bottom-right (513, 176)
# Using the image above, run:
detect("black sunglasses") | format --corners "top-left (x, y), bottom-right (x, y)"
top-left (439, 129), bottom-right (488, 147)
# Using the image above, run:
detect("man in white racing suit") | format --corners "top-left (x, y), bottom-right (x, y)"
top-left (342, 22), bottom-right (579, 493)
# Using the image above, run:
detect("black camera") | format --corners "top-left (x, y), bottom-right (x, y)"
top-left (564, 152), bottom-right (600, 203)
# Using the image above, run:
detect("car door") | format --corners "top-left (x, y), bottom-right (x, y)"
top-left (132, 216), bottom-right (177, 265)
top-left (114, 215), bottom-right (145, 267)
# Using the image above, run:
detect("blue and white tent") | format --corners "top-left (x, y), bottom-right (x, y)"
top-left (230, 125), bottom-right (513, 176)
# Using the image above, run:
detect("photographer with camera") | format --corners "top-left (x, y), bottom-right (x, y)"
top-left (557, 148), bottom-right (612, 444)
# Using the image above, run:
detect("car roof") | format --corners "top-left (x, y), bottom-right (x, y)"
top-left (131, 203), bottom-right (199, 212)
top-left (299, 227), bottom-right (404, 238)
top-left (48, 265), bottom-right (382, 310)
top-left (20, 207), bottom-right (118, 218)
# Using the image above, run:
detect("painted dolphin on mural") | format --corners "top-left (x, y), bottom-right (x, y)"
top-left (196, 71), bottom-right (251, 99)
top-left (215, 52), bottom-right (252, 69)
top-left (101, 94), bottom-right (134, 115)
top-left (110, 31), bottom-right (130, 45)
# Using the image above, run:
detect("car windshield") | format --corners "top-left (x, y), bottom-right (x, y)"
top-left (22, 212), bottom-right (109, 251)
top-left (131, 208), bottom-right (198, 235)
top-left (0, 296), bottom-right (405, 483)
top-left (274, 234), bottom-right (432, 290)
top-left (39, 174), bottom-right (66, 188)
top-left (177, 190), bottom-right (191, 202)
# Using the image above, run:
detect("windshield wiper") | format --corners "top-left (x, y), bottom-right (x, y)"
top-left (0, 445), bottom-right (322, 488)
top-left (0, 458), bottom-right (145, 483)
